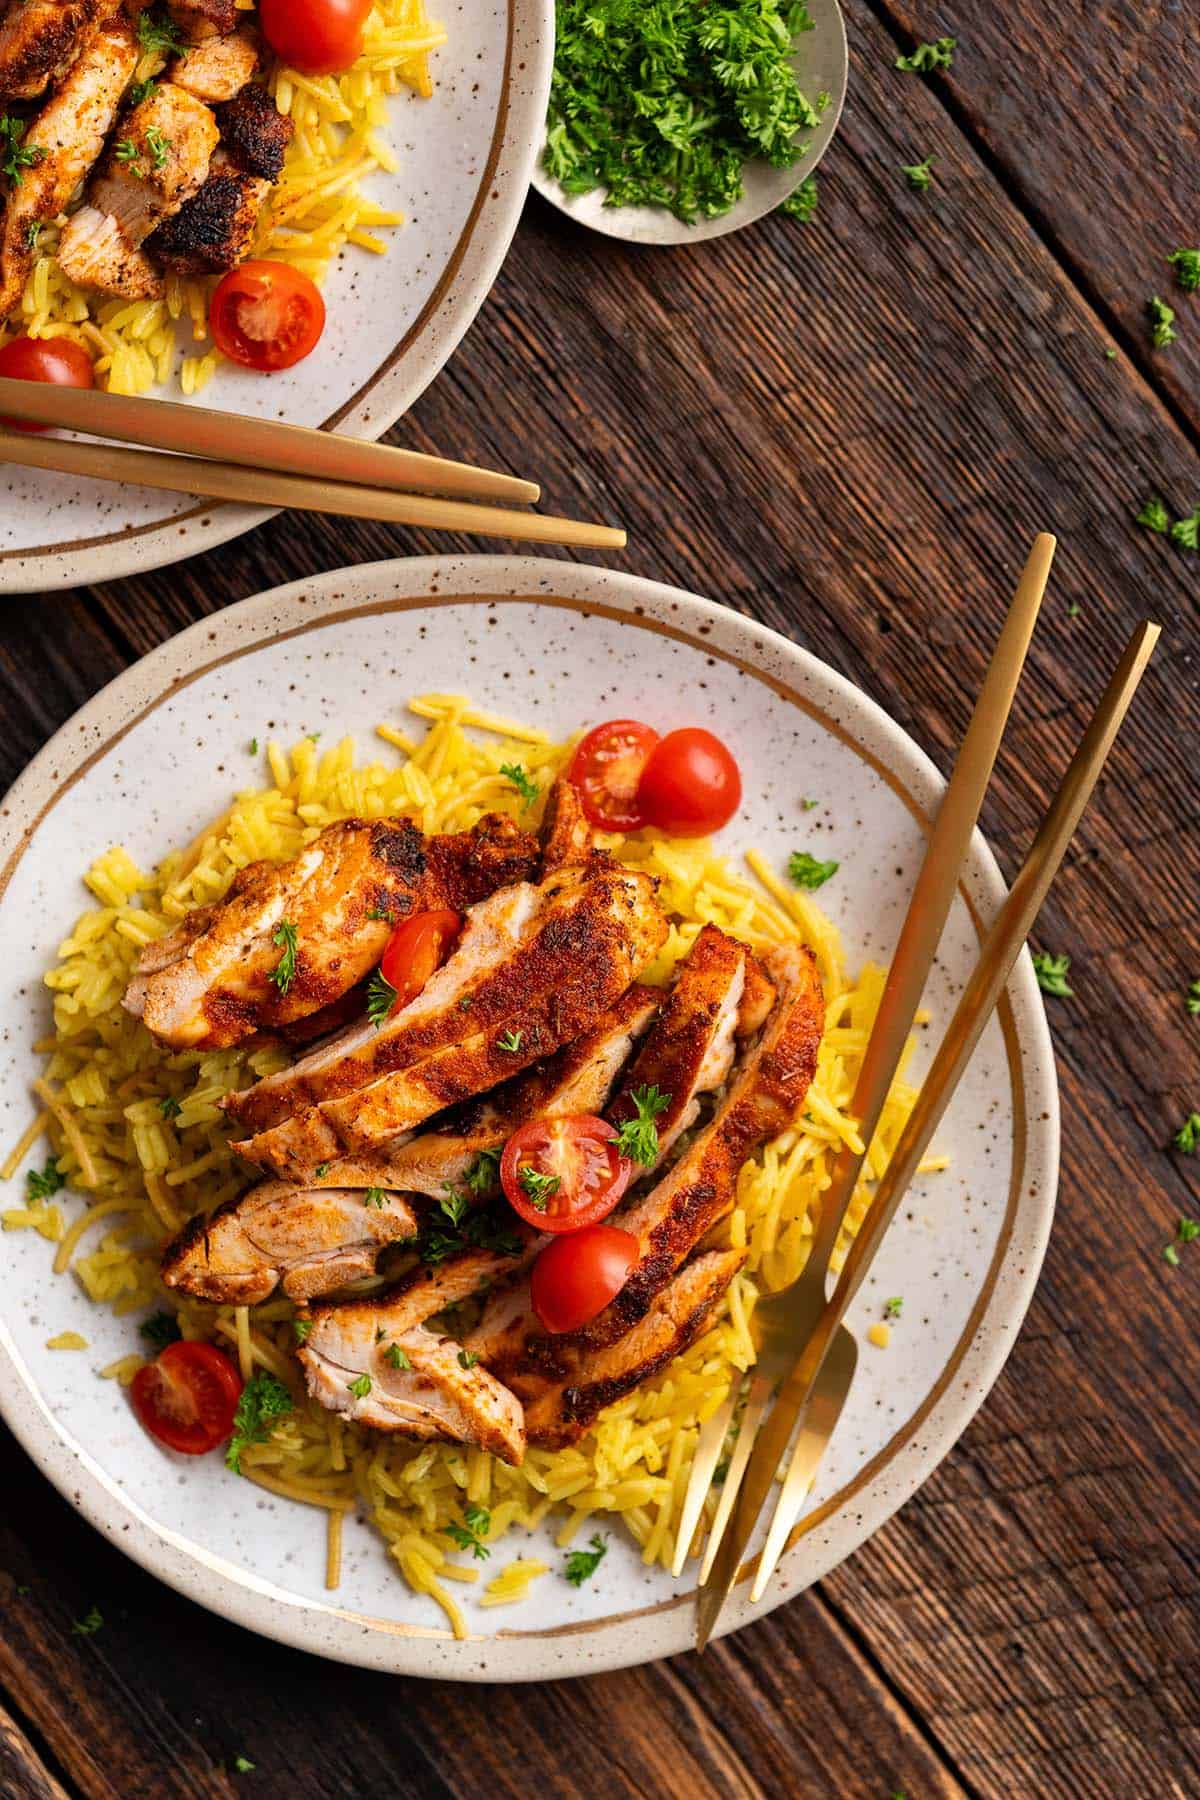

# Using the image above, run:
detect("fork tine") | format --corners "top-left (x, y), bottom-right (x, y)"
top-left (750, 1332), bottom-right (858, 1602)
top-left (672, 1389), bottom-right (737, 1577)
top-left (697, 1372), bottom-right (771, 1585)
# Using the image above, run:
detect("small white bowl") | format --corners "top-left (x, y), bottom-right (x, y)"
top-left (531, 0), bottom-right (848, 244)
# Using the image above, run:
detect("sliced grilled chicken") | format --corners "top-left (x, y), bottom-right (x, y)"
top-left (231, 863), bottom-right (668, 1176)
top-left (213, 80), bottom-right (292, 181)
top-left (467, 941), bottom-right (823, 1383)
top-left (169, 26), bottom-right (258, 101)
top-left (57, 81), bottom-right (219, 296)
top-left (522, 1247), bottom-right (744, 1448)
top-left (125, 814), bottom-right (537, 1052)
top-left (608, 925), bottom-right (774, 1172)
top-left (166, 0), bottom-right (238, 39)
top-left (0, 0), bottom-right (97, 104)
top-left (306, 983), bottom-right (661, 1198)
top-left (0, 1), bottom-right (135, 319)
top-left (147, 164), bottom-right (268, 273)
top-left (160, 1182), bottom-right (419, 1306)
top-left (298, 1292), bottom-right (526, 1464)
top-left (539, 776), bottom-right (593, 873)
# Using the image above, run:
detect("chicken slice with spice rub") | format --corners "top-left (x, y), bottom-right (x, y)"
top-left (160, 1181), bottom-right (420, 1307)
top-left (0, 0), bottom-right (99, 105)
top-left (229, 862), bottom-right (667, 1177)
top-left (56, 80), bottom-right (220, 297)
top-left (125, 814), bottom-right (537, 1051)
top-left (0, 0), bottom-right (136, 321)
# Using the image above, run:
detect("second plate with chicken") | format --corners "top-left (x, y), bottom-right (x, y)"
top-left (0, 555), bottom-right (1058, 1678)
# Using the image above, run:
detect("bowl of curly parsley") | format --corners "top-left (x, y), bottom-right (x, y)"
top-left (532, 0), bottom-right (847, 243)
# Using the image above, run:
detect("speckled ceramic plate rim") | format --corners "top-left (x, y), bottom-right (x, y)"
top-left (0, 556), bottom-right (1059, 1679)
top-left (0, 0), bottom-right (554, 597)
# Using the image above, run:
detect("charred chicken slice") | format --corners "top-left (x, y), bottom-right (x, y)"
top-left (147, 165), bottom-right (268, 274)
top-left (160, 1181), bottom-right (420, 1306)
top-left (212, 79), bottom-right (292, 181)
top-left (0, 0), bottom-right (97, 104)
top-left (0, 1), bottom-right (135, 320)
top-left (125, 814), bottom-right (537, 1052)
top-left (230, 863), bottom-right (668, 1176)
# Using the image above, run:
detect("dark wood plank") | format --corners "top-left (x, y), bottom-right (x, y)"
top-left (1, 0), bottom-right (1198, 1792)
top-left (0, 1691), bottom-right (73, 1800)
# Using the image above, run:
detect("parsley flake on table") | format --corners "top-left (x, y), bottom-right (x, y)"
top-left (1148, 295), bottom-right (1177, 348)
top-left (384, 1342), bottom-right (411, 1370)
top-left (613, 1084), bottom-right (672, 1165)
top-left (1167, 247), bottom-right (1200, 293)
top-left (72, 1605), bottom-right (103, 1636)
top-left (233, 1756), bottom-right (256, 1775)
top-left (883, 1296), bottom-right (903, 1320)
top-left (1186, 978), bottom-right (1200, 1016)
top-left (139, 1311), bottom-right (181, 1351)
top-left (1169, 509), bottom-right (1200, 550)
top-left (895, 36), bottom-right (956, 72)
top-left (499, 761), bottom-right (539, 807)
top-left (788, 850), bottom-right (838, 889)
top-left (1031, 951), bottom-right (1073, 997)
top-left (518, 1164), bottom-right (561, 1211)
top-left (366, 967), bottom-right (398, 1027)
top-left (268, 919), bottom-right (299, 994)
top-left (226, 1372), bottom-right (292, 1474)
top-left (1179, 1218), bottom-right (1200, 1243)
top-left (901, 154), bottom-right (936, 192)
top-left (564, 1532), bottom-right (609, 1587)
top-left (1135, 496), bottom-right (1170, 533)
top-left (544, 0), bottom-right (824, 225)
top-left (25, 1158), bottom-right (64, 1202)
top-left (1174, 1112), bottom-right (1200, 1154)
top-left (444, 1504), bottom-right (491, 1559)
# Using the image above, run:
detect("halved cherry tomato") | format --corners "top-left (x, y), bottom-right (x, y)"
top-left (379, 908), bottom-right (461, 1011)
top-left (636, 727), bottom-right (742, 837)
top-left (530, 1225), bottom-right (638, 1333)
top-left (130, 1340), bottom-right (243, 1455)
top-left (501, 1114), bottom-right (632, 1232)
top-left (567, 719), bottom-right (660, 832)
top-left (209, 260), bottom-right (326, 372)
top-left (0, 335), bottom-right (94, 431)
top-left (259, 0), bottom-right (372, 74)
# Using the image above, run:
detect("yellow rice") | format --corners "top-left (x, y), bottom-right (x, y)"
top-left (9, 696), bottom-right (940, 1636)
top-left (0, 0), bottom-right (446, 394)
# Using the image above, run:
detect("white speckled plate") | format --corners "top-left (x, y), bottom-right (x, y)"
top-left (0, 557), bottom-right (1058, 1679)
top-left (0, 3), bottom-right (553, 596)
top-left (530, 0), bottom-right (847, 245)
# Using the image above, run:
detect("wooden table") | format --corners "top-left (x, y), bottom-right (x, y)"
top-left (2, 2), bottom-right (1198, 1793)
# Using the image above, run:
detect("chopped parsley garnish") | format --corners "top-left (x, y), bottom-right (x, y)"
top-left (444, 1503), bottom-right (491, 1559)
top-left (1170, 509), bottom-right (1200, 551)
top-left (248, 736), bottom-right (259, 755)
top-left (563, 1532), bottom-right (609, 1586)
top-left (1135, 496), bottom-right (1170, 534)
top-left (137, 9), bottom-right (188, 56)
top-left (72, 1605), bottom-right (103, 1636)
top-left (158, 1094), bottom-right (182, 1119)
top-left (464, 1147), bottom-right (501, 1194)
top-left (226, 1372), bottom-right (292, 1474)
top-left (307, 731), bottom-right (321, 743)
top-left (1031, 951), bottom-right (1073, 997)
top-left (1148, 295), bottom-right (1177, 348)
top-left (114, 138), bottom-right (141, 168)
top-left (293, 1318), bottom-right (312, 1343)
top-left (24, 219), bottom-right (42, 250)
top-left (314, 1162), bottom-right (330, 1178)
top-left (781, 173), bottom-right (817, 221)
top-left (25, 1158), bottom-right (65, 1202)
top-left (1186, 979), bottom-right (1200, 1017)
top-left (363, 1187), bottom-right (387, 1209)
top-left (139, 1311), bottom-right (181, 1351)
top-left (788, 850), bottom-right (838, 889)
top-left (496, 1028), bottom-right (523, 1053)
top-left (421, 1201), bottom-right (523, 1267)
top-left (544, 0), bottom-right (824, 225)
top-left (799, 796), bottom-right (819, 811)
top-left (517, 1164), bottom-right (561, 1211)
top-left (348, 1373), bottom-right (372, 1399)
top-left (1167, 247), bottom-right (1200, 293)
top-left (128, 78), bottom-right (158, 107)
top-left (900, 155), bottom-right (936, 192)
top-left (499, 761), bottom-right (539, 807)
top-left (1164, 1244), bottom-right (1181, 1267)
top-left (883, 1296), bottom-right (903, 1320)
top-left (1173, 1112), bottom-right (1200, 1154)
top-left (144, 126), bottom-right (171, 171)
top-left (0, 115), bottom-right (46, 186)
top-left (895, 36), bottom-right (956, 72)
top-left (457, 1348), bottom-right (480, 1369)
top-left (233, 1756), bottom-right (255, 1775)
top-left (613, 1084), bottom-right (672, 1165)
top-left (367, 905), bottom-right (395, 922)
top-left (268, 919), bottom-right (298, 994)
top-left (384, 1342), bottom-right (411, 1370)
top-left (439, 1185), bottom-right (470, 1228)
top-left (1178, 1218), bottom-right (1200, 1242)
top-left (366, 967), bottom-right (398, 1027)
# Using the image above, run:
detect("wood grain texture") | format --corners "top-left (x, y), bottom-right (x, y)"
top-left (0, 0), bottom-right (1198, 1793)
top-left (0, 1693), bottom-right (72, 1800)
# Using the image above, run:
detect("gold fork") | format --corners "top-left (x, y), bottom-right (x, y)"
top-left (694, 616), bottom-right (1159, 1648)
top-left (672, 534), bottom-right (1058, 1589)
